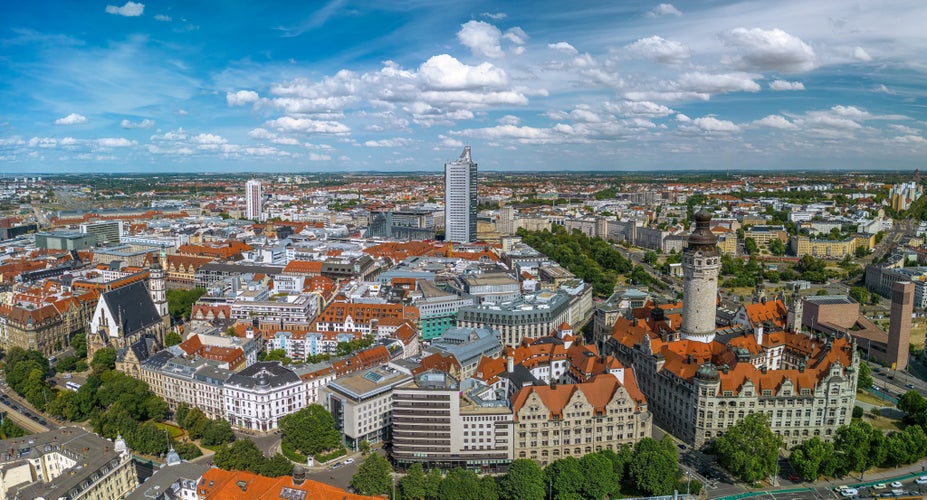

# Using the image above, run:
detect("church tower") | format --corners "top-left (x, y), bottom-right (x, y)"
top-left (787, 284), bottom-right (804, 334)
top-left (149, 249), bottom-right (170, 331)
top-left (681, 210), bottom-right (720, 343)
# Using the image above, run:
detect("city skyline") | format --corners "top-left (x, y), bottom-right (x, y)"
top-left (1, 0), bottom-right (926, 173)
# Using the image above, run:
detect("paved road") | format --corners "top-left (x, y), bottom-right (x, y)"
top-left (0, 399), bottom-right (51, 433)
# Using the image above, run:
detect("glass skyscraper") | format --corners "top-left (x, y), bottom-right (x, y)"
top-left (444, 146), bottom-right (477, 243)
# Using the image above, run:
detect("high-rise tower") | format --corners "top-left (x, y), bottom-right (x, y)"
top-left (444, 146), bottom-right (477, 243)
top-left (246, 179), bottom-right (263, 222)
top-left (149, 249), bottom-right (170, 331)
top-left (888, 281), bottom-right (913, 370)
top-left (681, 210), bottom-right (721, 343)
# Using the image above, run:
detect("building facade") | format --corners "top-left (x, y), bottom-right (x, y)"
top-left (444, 146), bottom-right (478, 243)
top-left (246, 179), bottom-right (263, 222)
top-left (224, 361), bottom-right (307, 431)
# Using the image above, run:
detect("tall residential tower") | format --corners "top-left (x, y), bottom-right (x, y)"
top-left (444, 146), bottom-right (477, 243)
top-left (246, 179), bottom-right (263, 221)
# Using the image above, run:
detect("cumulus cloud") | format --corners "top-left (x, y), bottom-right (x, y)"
top-left (97, 138), bottom-right (136, 147)
top-left (854, 46), bottom-right (872, 61)
top-left (457, 21), bottom-right (504, 58)
top-left (606, 100), bottom-right (674, 117)
top-left (769, 80), bottom-right (805, 91)
top-left (419, 54), bottom-right (508, 90)
top-left (624, 36), bottom-right (690, 65)
top-left (120, 118), bottom-right (155, 129)
top-left (649, 3), bottom-right (682, 16)
top-left (894, 135), bottom-right (927, 144)
top-left (105, 1), bottom-right (144, 16)
top-left (498, 115), bottom-right (520, 125)
top-left (227, 90), bottom-right (260, 106)
top-left (722, 27), bottom-right (817, 73)
top-left (154, 14), bottom-right (171, 21)
top-left (193, 133), bottom-right (226, 145)
top-left (54, 113), bottom-right (87, 125)
top-left (503, 27), bottom-right (528, 46)
top-left (692, 116), bottom-right (740, 132)
top-left (438, 135), bottom-right (464, 147)
top-left (678, 72), bottom-right (761, 94)
top-left (363, 138), bottom-right (413, 147)
top-left (266, 116), bottom-right (351, 135)
top-left (752, 115), bottom-right (797, 129)
top-left (548, 42), bottom-right (578, 55)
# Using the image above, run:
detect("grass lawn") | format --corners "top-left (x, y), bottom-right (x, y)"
top-left (856, 390), bottom-right (893, 406)
top-left (154, 422), bottom-right (184, 439)
top-left (864, 413), bottom-right (905, 432)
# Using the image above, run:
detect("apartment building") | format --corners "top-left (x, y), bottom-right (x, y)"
top-left (321, 364), bottom-right (413, 450)
top-left (314, 300), bottom-right (419, 334)
top-left (224, 362), bottom-right (307, 432)
top-left (457, 289), bottom-right (574, 347)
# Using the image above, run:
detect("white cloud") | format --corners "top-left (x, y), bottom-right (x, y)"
top-left (752, 115), bottom-right (797, 130)
top-left (419, 54), bottom-right (508, 90)
top-left (54, 113), bottom-right (87, 125)
top-left (438, 135), bottom-right (464, 148)
top-left (457, 21), bottom-right (504, 58)
top-left (363, 138), bottom-right (413, 147)
top-left (266, 116), bottom-right (351, 135)
top-left (893, 135), bottom-right (926, 144)
top-left (624, 36), bottom-right (690, 65)
top-left (649, 3), bottom-right (682, 16)
top-left (498, 115), bottom-right (520, 126)
top-left (481, 12), bottom-right (506, 21)
top-left (769, 80), bottom-right (805, 91)
top-left (721, 28), bottom-right (817, 73)
top-left (503, 27), bottom-right (528, 46)
top-left (120, 118), bottom-right (155, 129)
top-left (105, 1), bottom-right (144, 17)
top-left (675, 114), bottom-right (691, 122)
top-left (154, 14), bottom-right (171, 22)
top-left (692, 116), bottom-right (740, 133)
top-left (193, 133), bottom-right (226, 145)
top-left (889, 124), bottom-right (919, 135)
top-left (151, 129), bottom-right (187, 141)
top-left (678, 72), bottom-right (761, 94)
top-left (454, 124), bottom-right (555, 143)
top-left (854, 46), bottom-right (872, 62)
top-left (227, 90), bottom-right (260, 106)
top-left (548, 42), bottom-right (578, 55)
top-left (97, 138), bottom-right (136, 147)
top-left (606, 100), bottom-right (674, 117)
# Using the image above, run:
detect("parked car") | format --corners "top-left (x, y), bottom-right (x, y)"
top-left (839, 487), bottom-right (858, 497)
top-left (330, 462), bottom-right (344, 470)
top-left (344, 458), bottom-right (355, 465)
top-left (907, 383), bottom-right (916, 389)
top-left (872, 483), bottom-right (886, 489)
top-left (890, 481), bottom-right (903, 488)
top-left (916, 476), bottom-right (927, 485)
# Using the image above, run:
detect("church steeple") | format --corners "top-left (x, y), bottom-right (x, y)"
top-left (149, 250), bottom-right (170, 330)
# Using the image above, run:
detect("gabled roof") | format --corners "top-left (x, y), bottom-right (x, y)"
top-left (101, 281), bottom-right (162, 335)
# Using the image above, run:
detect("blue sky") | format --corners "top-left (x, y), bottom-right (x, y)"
top-left (1, 0), bottom-right (926, 173)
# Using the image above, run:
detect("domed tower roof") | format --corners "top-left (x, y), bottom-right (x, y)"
top-left (166, 445), bottom-right (181, 466)
top-left (695, 363), bottom-right (720, 382)
top-left (686, 209), bottom-right (718, 253)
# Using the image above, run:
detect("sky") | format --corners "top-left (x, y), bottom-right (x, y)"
top-left (1, 1), bottom-right (926, 174)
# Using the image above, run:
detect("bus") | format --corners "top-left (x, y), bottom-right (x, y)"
top-left (65, 381), bottom-right (82, 391)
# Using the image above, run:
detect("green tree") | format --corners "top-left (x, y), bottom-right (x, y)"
top-left (424, 468), bottom-right (443, 500)
top-left (175, 402), bottom-right (190, 427)
top-left (499, 459), bottom-right (545, 500)
top-left (869, 428), bottom-right (888, 469)
top-left (172, 441), bottom-right (203, 460)
top-left (214, 439), bottom-right (265, 473)
top-left (71, 332), bottom-right (87, 358)
top-left (857, 363), bottom-right (873, 393)
top-left (279, 404), bottom-right (341, 456)
top-left (201, 418), bottom-right (235, 446)
top-left (642, 251), bottom-right (659, 266)
top-left (398, 462), bottom-right (426, 500)
top-left (164, 332), bottom-right (183, 347)
top-left (359, 439), bottom-right (371, 456)
top-left (259, 453), bottom-right (294, 477)
top-left (56, 355), bottom-right (79, 372)
top-left (182, 408), bottom-right (209, 440)
top-left (744, 237), bottom-right (759, 255)
top-left (129, 421), bottom-right (170, 456)
top-left (167, 288), bottom-right (207, 321)
top-left (898, 390), bottom-right (927, 422)
top-left (849, 287), bottom-right (870, 305)
top-left (0, 419), bottom-right (28, 439)
top-left (438, 468), bottom-right (482, 500)
top-left (350, 453), bottom-right (392, 496)
top-left (629, 438), bottom-right (678, 495)
top-left (91, 347), bottom-right (117, 373)
top-left (710, 413), bottom-right (782, 484)
top-left (834, 421), bottom-right (871, 478)
top-left (769, 238), bottom-right (787, 256)
top-left (580, 453), bottom-right (617, 500)
top-left (789, 436), bottom-right (834, 481)
top-left (260, 349), bottom-right (291, 365)
top-left (544, 456), bottom-right (584, 499)
top-left (479, 475), bottom-right (499, 500)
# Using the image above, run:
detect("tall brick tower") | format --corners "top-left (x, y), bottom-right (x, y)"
top-left (681, 210), bottom-right (721, 343)
top-left (888, 281), bottom-right (913, 370)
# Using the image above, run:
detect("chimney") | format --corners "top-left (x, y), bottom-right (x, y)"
top-left (754, 324), bottom-right (764, 346)
top-left (506, 357), bottom-right (514, 374)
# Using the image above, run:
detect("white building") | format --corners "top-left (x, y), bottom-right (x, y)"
top-left (223, 361), bottom-right (307, 431)
top-left (444, 146), bottom-right (477, 243)
top-left (246, 179), bottom-right (263, 222)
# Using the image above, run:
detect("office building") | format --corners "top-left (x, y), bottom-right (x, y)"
top-left (444, 146), bottom-right (477, 243)
top-left (246, 179), bottom-right (263, 222)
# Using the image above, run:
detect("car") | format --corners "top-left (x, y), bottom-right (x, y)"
top-left (872, 385), bottom-right (883, 391)
top-left (839, 487), bottom-right (858, 497)
top-left (907, 383), bottom-right (916, 389)
top-left (891, 489), bottom-right (904, 496)
top-left (872, 483), bottom-right (886, 489)
top-left (344, 458), bottom-right (355, 465)
top-left (916, 476), bottom-right (927, 485)
top-left (62, 373), bottom-right (72, 379)
top-left (787, 474), bottom-right (801, 481)
top-left (890, 481), bottom-right (903, 488)
top-left (330, 462), bottom-right (344, 470)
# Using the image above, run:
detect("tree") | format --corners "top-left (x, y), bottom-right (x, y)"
top-left (643, 251), bottom-right (659, 266)
top-left (279, 404), bottom-right (341, 456)
top-left (71, 333), bottom-right (88, 359)
top-left (182, 408), bottom-right (209, 440)
top-left (710, 413), bottom-right (782, 484)
top-left (166, 288), bottom-right (207, 321)
top-left (498, 459), bottom-right (545, 500)
top-left (857, 363), bottom-right (873, 393)
top-left (744, 237), bottom-right (759, 255)
top-left (259, 453), bottom-right (294, 477)
top-left (129, 421), bottom-right (170, 456)
top-left (544, 456), bottom-right (584, 499)
top-left (424, 468), bottom-right (443, 499)
top-left (175, 402), bottom-right (190, 427)
top-left (479, 475), bottom-right (499, 500)
top-left (261, 349), bottom-right (290, 364)
top-left (849, 287), bottom-right (870, 305)
top-left (438, 468), bottom-right (482, 500)
top-left (769, 239), bottom-right (787, 256)
top-left (201, 418), bottom-right (235, 446)
top-left (834, 421), bottom-right (871, 478)
top-left (629, 438), bottom-right (678, 495)
top-left (172, 441), bottom-right (202, 460)
top-left (350, 453), bottom-right (392, 496)
top-left (359, 439), bottom-right (371, 456)
top-left (789, 436), bottom-right (834, 481)
top-left (165, 332), bottom-right (183, 347)
top-left (214, 439), bottom-right (265, 473)
top-left (580, 453), bottom-right (617, 500)
top-left (398, 463), bottom-right (426, 500)
top-left (91, 347), bottom-right (117, 373)
top-left (852, 406), bottom-right (864, 419)
top-left (868, 428), bottom-right (888, 469)
top-left (898, 390), bottom-right (927, 421)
